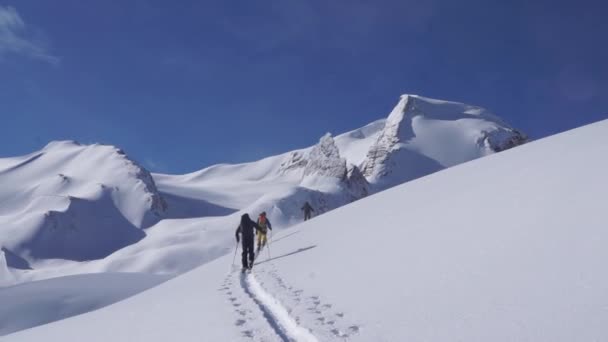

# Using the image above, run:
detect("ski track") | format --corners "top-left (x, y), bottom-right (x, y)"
top-left (240, 271), bottom-right (319, 342)
top-left (223, 242), bottom-right (357, 341)
top-left (265, 267), bottom-right (361, 339)
top-left (222, 261), bottom-right (360, 341)
top-left (219, 236), bottom-right (361, 342)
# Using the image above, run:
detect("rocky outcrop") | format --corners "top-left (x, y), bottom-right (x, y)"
top-left (303, 133), bottom-right (347, 179)
top-left (117, 148), bottom-right (168, 218)
top-left (301, 133), bottom-right (369, 200)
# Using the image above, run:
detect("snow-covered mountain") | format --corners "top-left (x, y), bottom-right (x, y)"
top-left (0, 141), bottom-right (166, 266)
top-left (0, 94), bottom-right (527, 335)
top-left (362, 95), bottom-right (526, 188)
top-left (155, 94), bottom-right (526, 222)
top-left (5, 118), bottom-right (607, 342)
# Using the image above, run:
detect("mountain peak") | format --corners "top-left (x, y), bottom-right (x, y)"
top-left (361, 95), bottom-right (527, 188)
top-left (43, 140), bottom-right (82, 150)
top-left (0, 142), bottom-right (167, 262)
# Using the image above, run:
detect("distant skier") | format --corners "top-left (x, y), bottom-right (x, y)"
top-left (235, 213), bottom-right (262, 271)
top-left (301, 201), bottom-right (314, 221)
top-left (256, 211), bottom-right (272, 253)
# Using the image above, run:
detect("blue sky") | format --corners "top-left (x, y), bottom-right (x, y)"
top-left (1, 0), bottom-right (606, 173)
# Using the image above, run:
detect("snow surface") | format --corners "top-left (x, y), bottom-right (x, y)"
top-left (0, 272), bottom-right (168, 336)
top-left (362, 95), bottom-right (526, 189)
top-left (0, 94), bottom-right (527, 335)
top-left (5, 119), bottom-right (608, 341)
top-left (0, 141), bottom-right (166, 263)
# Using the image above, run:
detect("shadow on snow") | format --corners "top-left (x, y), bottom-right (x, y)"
top-left (255, 245), bottom-right (317, 266)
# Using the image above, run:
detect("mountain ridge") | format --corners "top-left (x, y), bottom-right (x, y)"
top-left (0, 94), bottom-right (526, 286)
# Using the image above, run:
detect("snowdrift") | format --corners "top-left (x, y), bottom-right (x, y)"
top-left (6, 118), bottom-right (606, 341)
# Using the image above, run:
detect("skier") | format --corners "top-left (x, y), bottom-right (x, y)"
top-left (235, 213), bottom-right (262, 271)
top-left (256, 211), bottom-right (272, 253)
top-left (301, 201), bottom-right (314, 221)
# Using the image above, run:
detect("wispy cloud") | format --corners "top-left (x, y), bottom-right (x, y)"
top-left (0, 5), bottom-right (59, 64)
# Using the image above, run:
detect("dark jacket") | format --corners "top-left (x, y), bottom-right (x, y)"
top-left (301, 202), bottom-right (314, 213)
top-left (235, 214), bottom-right (262, 241)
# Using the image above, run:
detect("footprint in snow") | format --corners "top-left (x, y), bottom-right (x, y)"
top-left (348, 325), bottom-right (361, 334)
top-left (235, 319), bottom-right (246, 326)
top-left (309, 296), bottom-right (323, 306)
top-left (331, 328), bottom-right (347, 337)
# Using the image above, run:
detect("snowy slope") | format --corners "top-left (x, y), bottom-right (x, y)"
top-left (0, 94), bottom-right (526, 334)
top-left (6, 119), bottom-right (607, 341)
top-left (155, 94), bottom-right (525, 221)
top-left (151, 121), bottom-right (384, 216)
top-left (362, 94), bottom-right (526, 189)
top-left (0, 141), bottom-right (167, 265)
top-left (0, 272), bottom-right (168, 336)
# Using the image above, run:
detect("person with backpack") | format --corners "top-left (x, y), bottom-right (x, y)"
top-left (235, 213), bottom-right (262, 271)
top-left (256, 211), bottom-right (272, 253)
top-left (301, 201), bottom-right (314, 221)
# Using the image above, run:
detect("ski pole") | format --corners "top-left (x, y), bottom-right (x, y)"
top-left (232, 240), bottom-right (239, 266)
top-left (267, 230), bottom-right (272, 261)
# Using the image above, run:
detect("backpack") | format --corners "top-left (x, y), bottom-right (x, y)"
top-left (258, 215), bottom-right (268, 233)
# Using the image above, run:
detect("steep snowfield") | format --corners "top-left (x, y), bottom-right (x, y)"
top-left (6, 119), bottom-right (607, 341)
